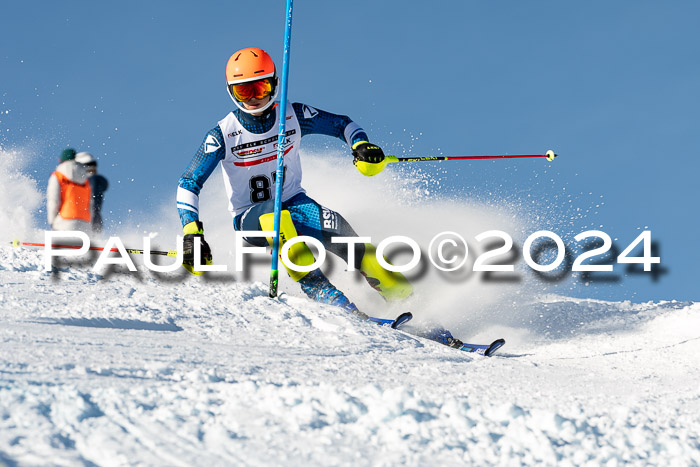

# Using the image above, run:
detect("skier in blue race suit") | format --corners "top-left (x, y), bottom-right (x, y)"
top-left (176, 48), bottom-right (413, 314)
top-left (176, 47), bottom-right (466, 349)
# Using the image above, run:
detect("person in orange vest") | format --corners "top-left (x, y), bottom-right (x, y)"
top-left (46, 148), bottom-right (93, 232)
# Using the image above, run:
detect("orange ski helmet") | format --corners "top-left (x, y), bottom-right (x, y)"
top-left (226, 47), bottom-right (279, 114)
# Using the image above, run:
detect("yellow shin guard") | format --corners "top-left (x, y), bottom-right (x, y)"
top-left (360, 243), bottom-right (413, 301)
top-left (259, 210), bottom-right (316, 282)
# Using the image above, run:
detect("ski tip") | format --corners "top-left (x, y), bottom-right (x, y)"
top-left (485, 338), bottom-right (506, 357)
top-left (391, 312), bottom-right (413, 329)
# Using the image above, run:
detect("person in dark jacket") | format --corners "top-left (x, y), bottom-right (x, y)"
top-left (75, 152), bottom-right (109, 233)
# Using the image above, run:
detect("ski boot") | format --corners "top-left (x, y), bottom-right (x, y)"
top-left (298, 269), bottom-right (368, 319)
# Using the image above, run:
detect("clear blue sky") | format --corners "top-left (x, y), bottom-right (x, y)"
top-left (1, 1), bottom-right (698, 302)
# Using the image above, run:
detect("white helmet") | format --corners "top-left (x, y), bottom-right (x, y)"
top-left (75, 152), bottom-right (96, 165)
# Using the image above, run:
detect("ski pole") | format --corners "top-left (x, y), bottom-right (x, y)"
top-left (11, 240), bottom-right (177, 257)
top-left (385, 149), bottom-right (557, 163)
top-left (269, 0), bottom-right (294, 298)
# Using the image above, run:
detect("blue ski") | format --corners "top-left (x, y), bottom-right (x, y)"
top-left (368, 312), bottom-right (413, 329)
top-left (367, 313), bottom-right (504, 356)
top-left (458, 338), bottom-right (506, 357)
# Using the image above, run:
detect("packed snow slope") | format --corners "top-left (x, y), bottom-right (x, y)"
top-left (1, 246), bottom-right (699, 466)
top-left (1, 147), bottom-right (699, 465)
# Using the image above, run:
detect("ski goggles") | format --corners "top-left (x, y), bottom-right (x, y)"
top-left (229, 78), bottom-right (274, 102)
